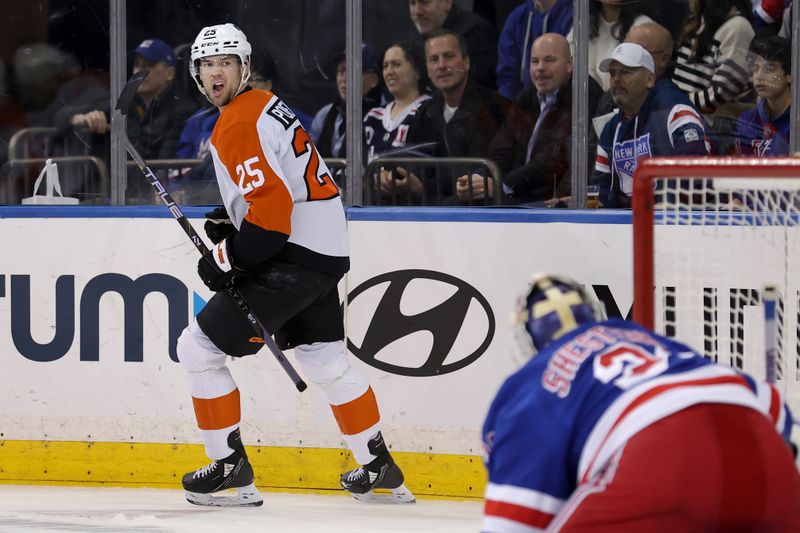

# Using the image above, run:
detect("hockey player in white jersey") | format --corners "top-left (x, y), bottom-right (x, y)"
top-left (176, 23), bottom-right (413, 506)
top-left (482, 274), bottom-right (800, 531)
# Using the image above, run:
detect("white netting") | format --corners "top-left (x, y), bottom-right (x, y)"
top-left (651, 176), bottom-right (800, 415)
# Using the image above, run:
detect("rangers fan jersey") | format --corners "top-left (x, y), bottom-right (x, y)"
top-left (594, 78), bottom-right (710, 207)
top-left (209, 88), bottom-right (348, 275)
top-left (734, 98), bottom-right (791, 157)
top-left (363, 95), bottom-right (431, 161)
top-left (482, 319), bottom-right (793, 533)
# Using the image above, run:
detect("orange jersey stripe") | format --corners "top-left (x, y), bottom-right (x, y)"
top-left (211, 90), bottom-right (293, 235)
top-left (330, 386), bottom-right (380, 436)
top-left (192, 388), bottom-right (241, 430)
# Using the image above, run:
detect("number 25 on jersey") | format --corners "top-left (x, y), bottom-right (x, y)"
top-left (236, 156), bottom-right (265, 195)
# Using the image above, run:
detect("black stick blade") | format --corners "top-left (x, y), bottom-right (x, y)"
top-left (114, 70), bottom-right (149, 113)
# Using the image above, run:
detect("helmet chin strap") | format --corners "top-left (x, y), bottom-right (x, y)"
top-left (235, 63), bottom-right (251, 96)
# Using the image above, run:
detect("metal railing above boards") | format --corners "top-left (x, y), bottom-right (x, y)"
top-left (124, 158), bottom-right (209, 205)
top-left (363, 156), bottom-right (503, 206)
top-left (8, 127), bottom-right (60, 161)
top-left (4, 126), bottom-right (111, 204)
top-left (1, 156), bottom-right (111, 204)
top-left (324, 158), bottom-right (348, 200)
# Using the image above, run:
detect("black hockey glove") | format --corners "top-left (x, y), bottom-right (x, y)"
top-left (197, 240), bottom-right (248, 291)
top-left (204, 205), bottom-right (237, 245)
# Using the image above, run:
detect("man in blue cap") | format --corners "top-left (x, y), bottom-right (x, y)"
top-left (60, 37), bottom-right (196, 203)
top-left (131, 38), bottom-right (178, 106)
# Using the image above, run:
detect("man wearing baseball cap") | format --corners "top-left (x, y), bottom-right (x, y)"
top-left (59, 36), bottom-right (196, 203)
top-left (592, 42), bottom-right (709, 208)
top-left (131, 38), bottom-right (178, 105)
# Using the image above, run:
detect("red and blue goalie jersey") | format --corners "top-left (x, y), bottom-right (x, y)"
top-left (481, 318), bottom-right (794, 533)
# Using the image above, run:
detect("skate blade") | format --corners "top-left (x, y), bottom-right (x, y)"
top-left (350, 483), bottom-right (416, 504)
top-left (185, 483), bottom-right (264, 507)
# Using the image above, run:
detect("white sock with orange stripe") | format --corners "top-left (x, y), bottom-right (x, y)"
top-left (192, 384), bottom-right (242, 460)
top-left (177, 320), bottom-right (244, 460)
top-left (295, 341), bottom-right (382, 465)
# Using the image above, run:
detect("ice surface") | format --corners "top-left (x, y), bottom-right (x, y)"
top-left (0, 485), bottom-right (483, 532)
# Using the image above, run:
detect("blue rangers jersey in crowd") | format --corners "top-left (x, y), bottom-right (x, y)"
top-left (363, 95), bottom-right (431, 162)
top-left (734, 98), bottom-right (791, 157)
top-left (594, 78), bottom-right (710, 208)
top-left (482, 319), bottom-right (793, 533)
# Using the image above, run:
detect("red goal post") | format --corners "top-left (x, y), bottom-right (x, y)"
top-left (632, 156), bottom-right (800, 413)
top-left (633, 156), bottom-right (800, 327)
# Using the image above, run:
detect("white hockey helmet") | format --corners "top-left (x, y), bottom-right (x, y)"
top-left (189, 23), bottom-right (252, 99)
top-left (512, 273), bottom-right (606, 361)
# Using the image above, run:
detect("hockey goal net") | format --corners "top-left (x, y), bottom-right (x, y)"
top-left (632, 157), bottom-right (800, 415)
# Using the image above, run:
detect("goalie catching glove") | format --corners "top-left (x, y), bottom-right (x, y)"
top-left (204, 205), bottom-right (237, 245)
top-left (198, 239), bottom-right (248, 291)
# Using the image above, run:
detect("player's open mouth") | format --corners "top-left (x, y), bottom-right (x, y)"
top-left (212, 82), bottom-right (224, 96)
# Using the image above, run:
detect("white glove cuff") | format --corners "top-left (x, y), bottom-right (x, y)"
top-left (211, 239), bottom-right (233, 273)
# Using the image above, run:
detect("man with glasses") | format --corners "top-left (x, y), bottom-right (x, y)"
top-left (593, 42), bottom-right (709, 208)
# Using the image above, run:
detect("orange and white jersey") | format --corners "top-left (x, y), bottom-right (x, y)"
top-left (209, 89), bottom-right (348, 274)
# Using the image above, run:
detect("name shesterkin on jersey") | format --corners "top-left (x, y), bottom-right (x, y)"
top-left (540, 325), bottom-right (668, 398)
top-left (533, 320), bottom-right (792, 478)
top-left (209, 87), bottom-right (348, 276)
top-left (482, 319), bottom-right (794, 529)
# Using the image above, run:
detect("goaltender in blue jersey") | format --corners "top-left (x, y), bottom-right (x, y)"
top-left (482, 274), bottom-right (800, 532)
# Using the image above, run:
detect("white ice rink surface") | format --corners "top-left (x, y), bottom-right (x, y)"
top-left (0, 485), bottom-right (483, 532)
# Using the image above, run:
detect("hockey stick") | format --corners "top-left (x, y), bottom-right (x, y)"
top-left (111, 70), bottom-right (307, 392)
top-left (763, 285), bottom-right (778, 384)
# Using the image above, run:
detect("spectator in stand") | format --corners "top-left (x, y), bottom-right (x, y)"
top-left (409, 0), bottom-right (498, 89)
top-left (752, 0), bottom-right (791, 31)
top-left (625, 22), bottom-right (676, 81)
top-left (364, 41), bottom-right (431, 203)
top-left (623, 23), bottom-right (720, 157)
top-left (672, 0), bottom-right (755, 152)
top-left (15, 44), bottom-right (109, 131)
top-left (595, 43), bottom-right (710, 208)
top-left (569, 0), bottom-right (655, 92)
top-left (496, 0), bottom-right (573, 102)
top-left (734, 36), bottom-right (791, 156)
top-left (409, 29), bottom-right (507, 204)
top-left (593, 20), bottom-right (680, 133)
top-left (468, 34), bottom-right (601, 205)
top-left (56, 38), bottom-right (196, 203)
top-left (309, 43), bottom-right (383, 160)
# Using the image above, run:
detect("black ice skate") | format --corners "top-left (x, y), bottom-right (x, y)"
top-left (340, 432), bottom-right (415, 504)
top-left (182, 428), bottom-right (263, 507)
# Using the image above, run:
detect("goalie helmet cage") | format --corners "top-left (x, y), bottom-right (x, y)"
top-left (632, 157), bottom-right (800, 415)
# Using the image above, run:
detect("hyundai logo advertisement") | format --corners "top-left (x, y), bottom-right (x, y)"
top-left (1, 213), bottom-right (635, 454)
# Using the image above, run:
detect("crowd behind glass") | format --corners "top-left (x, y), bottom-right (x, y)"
top-left (0, 0), bottom-right (794, 207)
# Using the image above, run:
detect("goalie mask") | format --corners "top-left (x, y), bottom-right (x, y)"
top-left (513, 273), bottom-right (606, 358)
top-left (190, 23), bottom-right (252, 101)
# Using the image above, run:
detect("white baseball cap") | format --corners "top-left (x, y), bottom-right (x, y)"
top-left (599, 43), bottom-right (655, 74)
